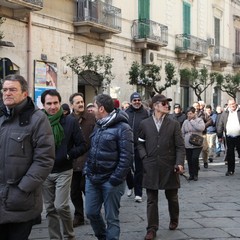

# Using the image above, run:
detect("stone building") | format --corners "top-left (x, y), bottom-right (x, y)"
top-left (0, 0), bottom-right (239, 109)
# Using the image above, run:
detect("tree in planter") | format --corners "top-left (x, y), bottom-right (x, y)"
top-left (180, 66), bottom-right (214, 101)
top-left (128, 61), bottom-right (177, 98)
top-left (61, 53), bottom-right (114, 94)
top-left (211, 72), bottom-right (240, 100)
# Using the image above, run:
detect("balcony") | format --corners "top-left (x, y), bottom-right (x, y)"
top-left (74, 0), bottom-right (121, 40)
top-left (232, 52), bottom-right (240, 68)
top-left (211, 46), bottom-right (232, 68)
top-left (132, 19), bottom-right (168, 50)
top-left (0, 0), bottom-right (43, 18)
top-left (175, 34), bottom-right (208, 62)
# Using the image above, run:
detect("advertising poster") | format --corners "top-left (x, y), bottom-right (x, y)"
top-left (34, 60), bottom-right (57, 108)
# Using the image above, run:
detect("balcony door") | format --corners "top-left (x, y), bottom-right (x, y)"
top-left (214, 17), bottom-right (220, 55)
top-left (183, 2), bottom-right (191, 49)
top-left (138, 0), bottom-right (150, 38)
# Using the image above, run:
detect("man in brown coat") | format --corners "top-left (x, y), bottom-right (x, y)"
top-left (138, 94), bottom-right (185, 240)
top-left (69, 93), bottom-right (95, 227)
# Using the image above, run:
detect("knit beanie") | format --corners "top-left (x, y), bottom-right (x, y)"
top-left (130, 92), bottom-right (141, 101)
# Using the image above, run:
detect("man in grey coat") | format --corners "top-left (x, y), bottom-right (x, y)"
top-left (138, 94), bottom-right (185, 240)
top-left (0, 74), bottom-right (55, 240)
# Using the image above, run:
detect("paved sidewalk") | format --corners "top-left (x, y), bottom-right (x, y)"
top-left (29, 156), bottom-right (240, 239)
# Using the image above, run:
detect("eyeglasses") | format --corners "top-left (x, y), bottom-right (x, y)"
top-left (133, 99), bottom-right (141, 102)
top-left (1, 88), bottom-right (18, 93)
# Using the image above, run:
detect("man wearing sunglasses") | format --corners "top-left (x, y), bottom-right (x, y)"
top-left (125, 92), bottom-right (150, 203)
top-left (138, 94), bottom-right (185, 240)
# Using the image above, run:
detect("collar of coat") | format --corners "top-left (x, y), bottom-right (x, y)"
top-left (0, 96), bottom-right (35, 126)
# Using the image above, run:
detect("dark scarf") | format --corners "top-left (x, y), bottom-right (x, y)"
top-left (44, 108), bottom-right (64, 147)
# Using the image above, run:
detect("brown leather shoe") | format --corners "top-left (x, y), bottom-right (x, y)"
top-left (144, 229), bottom-right (156, 240)
top-left (169, 219), bottom-right (178, 230)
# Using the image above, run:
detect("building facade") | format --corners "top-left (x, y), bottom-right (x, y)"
top-left (0, 0), bottom-right (240, 109)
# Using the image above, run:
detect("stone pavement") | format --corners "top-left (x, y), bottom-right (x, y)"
top-left (29, 155), bottom-right (240, 240)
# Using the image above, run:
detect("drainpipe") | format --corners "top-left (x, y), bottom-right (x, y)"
top-left (27, 12), bottom-right (33, 98)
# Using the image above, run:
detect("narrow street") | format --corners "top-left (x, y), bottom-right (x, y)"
top-left (30, 156), bottom-right (240, 239)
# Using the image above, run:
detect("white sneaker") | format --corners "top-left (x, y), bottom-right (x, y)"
top-left (127, 189), bottom-right (133, 197)
top-left (134, 196), bottom-right (142, 203)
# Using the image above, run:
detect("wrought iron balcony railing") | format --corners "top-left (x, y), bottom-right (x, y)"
top-left (211, 46), bottom-right (232, 63)
top-left (75, 0), bottom-right (121, 32)
top-left (175, 34), bottom-right (208, 56)
top-left (132, 19), bottom-right (168, 46)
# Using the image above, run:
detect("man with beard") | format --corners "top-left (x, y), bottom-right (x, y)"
top-left (125, 92), bottom-right (149, 202)
top-left (69, 93), bottom-right (95, 227)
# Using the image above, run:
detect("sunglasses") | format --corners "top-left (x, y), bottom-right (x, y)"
top-left (133, 99), bottom-right (141, 102)
top-left (156, 101), bottom-right (169, 106)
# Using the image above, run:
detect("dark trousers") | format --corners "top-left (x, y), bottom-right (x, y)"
top-left (146, 189), bottom-right (179, 231)
top-left (134, 149), bottom-right (143, 197)
top-left (0, 220), bottom-right (33, 240)
top-left (126, 169), bottom-right (134, 189)
top-left (185, 147), bottom-right (202, 177)
top-left (226, 136), bottom-right (240, 172)
top-left (71, 171), bottom-right (85, 221)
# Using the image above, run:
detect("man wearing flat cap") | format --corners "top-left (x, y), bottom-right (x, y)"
top-left (169, 103), bottom-right (186, 127)
top-left (138, 94), bottom-right (185, 240)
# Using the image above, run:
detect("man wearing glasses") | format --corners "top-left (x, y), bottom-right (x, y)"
top-left (138, 94), bottom-right (185, 240)
top-left (0, 74), bottom-right (55, 240)
top-left (125, 92), bottom-right (149, 202)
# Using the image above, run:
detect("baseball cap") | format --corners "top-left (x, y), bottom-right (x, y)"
top-left (86, 103), bottom-right (94, 108)
top-left (174, 103), bottom-right (181, 109)
top-left (151, 94), bottom-right (172, 104)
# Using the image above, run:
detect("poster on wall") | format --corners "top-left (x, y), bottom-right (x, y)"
top-left (34, 60), bottom-right (57, 108)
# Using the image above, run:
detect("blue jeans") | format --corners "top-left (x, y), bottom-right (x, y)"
top-left (85, 178), bottom-right (125, 240)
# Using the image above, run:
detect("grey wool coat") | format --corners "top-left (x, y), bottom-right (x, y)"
top-left (138, 115), bottom-right (185, 190)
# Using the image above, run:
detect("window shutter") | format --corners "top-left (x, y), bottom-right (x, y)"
top-left (183, 2), bottom-right (191, 34)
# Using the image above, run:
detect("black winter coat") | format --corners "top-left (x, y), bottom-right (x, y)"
top-left (125, 105), bottom-right (149, 146)
top-left (85, 109), bottom-right (134, 186)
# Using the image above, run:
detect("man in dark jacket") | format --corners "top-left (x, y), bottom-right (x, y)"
top-left (168, 103), bottom-right (186, 127)
top-left (138, 94), bottom-right (185, 240)
top-left (0, 74), bottom-right (55, 240)
top-left (85, 94), bottom-right (134, 240)
top-left (69, 92), bottom-right (95, 227)
top-left (125, 92), bottom-right (149, 202)
top-left (41, 90), bottom-right (87, 240)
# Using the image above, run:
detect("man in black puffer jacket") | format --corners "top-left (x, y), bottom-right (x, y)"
top-left (85, 94), bottom-right (134, 240)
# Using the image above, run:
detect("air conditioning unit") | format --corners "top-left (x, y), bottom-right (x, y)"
top-left (142, 50), bottom-right (157, 64)
top-left (207, 38), bottom-right (215, 47)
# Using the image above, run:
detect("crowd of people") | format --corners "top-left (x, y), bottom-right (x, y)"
top-left (0, 74), bottom-right (239, 240)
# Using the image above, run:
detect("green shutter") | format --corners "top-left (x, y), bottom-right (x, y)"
top-left (183, 2), bottom-right (190, 34)
top-left (214, 17), bottom-right (220, 47)
top-left (183, 2), bottom-right (191, 49)
top-left (138, 0), bottom-right (150, 38)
